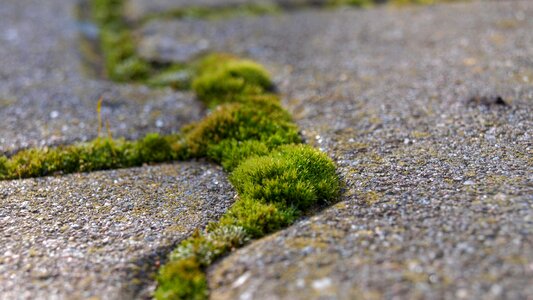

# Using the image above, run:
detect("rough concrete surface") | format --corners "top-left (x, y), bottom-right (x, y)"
top-left (0, 162), bottom-right (234, 299)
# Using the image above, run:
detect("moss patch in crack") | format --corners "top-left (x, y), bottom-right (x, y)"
top-left (155, 56), bottom-right (340, 299)
top-left (185, 96), bottom-right (301, 163)
top-left (230, 144), bottom-right (340, 211)
top-left (0, 134), bottom-right (185, 180)
top-left (90, 0), bottom-right (151, 81)
top-left (139, 3), bottom-right (282, 24)
top-left (192, 54), bottom-right (274, 108)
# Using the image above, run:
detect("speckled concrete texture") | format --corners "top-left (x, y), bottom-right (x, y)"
top-left (0, 162), bottom-right (234, 299)
top-left (156, 1), bottom-right (533, 299)
top-left (0, 0), bottom-right (203, 154)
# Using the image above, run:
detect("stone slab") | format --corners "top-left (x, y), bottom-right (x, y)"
top-left (0, 162), bottom-right (234, 299)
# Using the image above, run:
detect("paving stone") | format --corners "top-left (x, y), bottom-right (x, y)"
top-left (0, 0), bottom-right (203, 154)
top-left (0, 162), bottom-right (235, 299)
top-left (141, 1), bottom-right (533, 298)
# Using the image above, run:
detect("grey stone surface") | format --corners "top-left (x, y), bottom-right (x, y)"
top-left (0, 0), bottom-right (203, 154)
top-left (0, 162), bottom-right (235, 299)
top-left (142, 1), bottom-right (533, 298)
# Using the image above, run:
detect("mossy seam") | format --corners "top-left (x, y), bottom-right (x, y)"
top-left (154, 55), bottom-right (341, 299)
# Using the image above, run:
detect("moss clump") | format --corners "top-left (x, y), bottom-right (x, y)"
top-left (185, 95), bottom-right (301, 162)
top-left (155, 144), bottom-right (340, 298)
top-left (207, 139), bottom-right (270, 172)
top-left (169, 226), bottom-right (249, 266)
top-left (155, 257), bottom-right (207, 300)
top-left (0, 134), bottom-right (184, 180)
top-left (231, 144), bottom-right (340, 211)
top-left (155, 55), bottom-right (340, 299)
top-left (147, 65), bottom-right (192, 89)
top-left (216, 197), bottom-right (299, 238)
top-left (155, 226), bottom-right (249, 300)
top-left (141, 3), bottom-right (281, 23)
top-left (192, 56), bottom-right (274, 107)
top-left (91, 0), bottom-right (151, 81)
top-left (0, 156), bottom-right (9, 178)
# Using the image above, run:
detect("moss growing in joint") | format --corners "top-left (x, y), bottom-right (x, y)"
top-left (140, 3), bottom-right (282, 24)
top-left (155, 226), bottom-right (250, 300)
top-left (216, 197), bottom-right (299, 238)
top-left (192, 55), bottom-right (274, 107)
top-left (91, 0), bottom-right (152, 81)
top-left (230, 144), bottom-right (340, 211)
top-left (147, 64), bottom-right (192, 89)
top-left (0, 134), bottom-right (185, 180)
top-left (207, 139), bottom-right (270, 172)
top-left (156, 56), bottom-right (340, 299)
top-left (185, 95), bottom-right (301, 161)
top-left (155, 257), bottom-right (207, 300)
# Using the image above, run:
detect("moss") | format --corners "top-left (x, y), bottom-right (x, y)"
top-left (217, 197), bottom-right (299, 238)
top-left (328, 0), bottom-right (375, 7)
top-left (230, 144), bottom-right (341, 211)
top-left (185, 96), bottom-right (301, 159)
top-left (141, 3), bottom-right (282, 24)
top-left (155, 257), bottom-right (207, 300)
top-left (156, 226), bottom-right (249, 299)
top-left (133, 133), bottom-right (182, 164)
top-left (207, 139), bottom-right (270, 172)
top-left (90, 0), bottom-right (153, 82)
top-left (192, 57), bottom-right (274, 107)
top-left (169, 226), bottom-right (250, 266)
top-left (147, 65), bottom-right (192, 89)
top-left (0, 156), bottom-right (9, 178)
top-left (0, 134), bottom-right (185, 180)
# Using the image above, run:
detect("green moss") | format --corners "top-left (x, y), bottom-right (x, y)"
top-left (141, 3), bottom-right (282, 23)
top-left (0, 156), bottom-right (9, 178)
top-left (230, 144), bottom-right (340, 211)
top-left (90, 0), bottom-right (152, 81)
top-left (328, 0), bottom-right (375, 7)
top-left (133, 133), bottom-right (182, 164)
top-left (0, 134), bottom-right (185, 180)
top-left (90, 0), bottom-right (123, 26)
top-left (147, 65), bottom-right (192, 89)
top-left (192, 56), bottom-right (274, 107)
top-left (155, 226), bottom-right (249, 300)
top-left (185, 95), bottom-right (301, 159)
top-left (169, 226), bottom-right (250, 266)
top-left (155, 257), bottom-right (207, 300)
top-left (207, 139), bottom-right (270, 172)
top-left (217, 197), bottom-right (299, 238)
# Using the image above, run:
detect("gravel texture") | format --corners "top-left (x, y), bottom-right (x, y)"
top-left (0, 162), bottom-right (235, 299)
top-left (0, 0), bottom-right (203, 154)
top-left (132, 1), bottom-right (533, 298)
